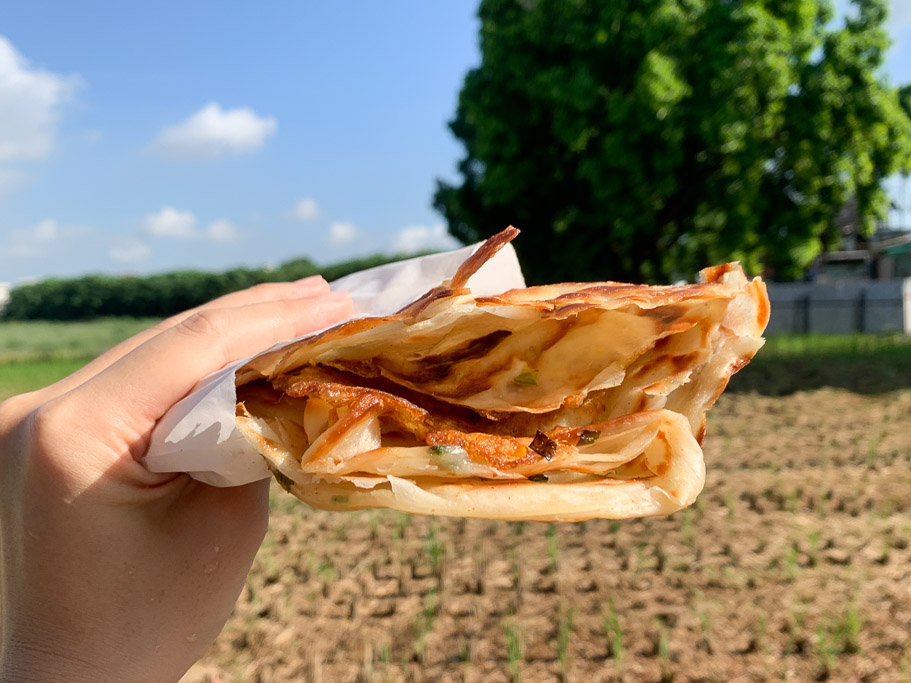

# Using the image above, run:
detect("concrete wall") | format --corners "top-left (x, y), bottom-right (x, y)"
top-left (765, 279), bottom-right (909, 336)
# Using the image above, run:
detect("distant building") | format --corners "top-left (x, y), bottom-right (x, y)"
top-left (0, 282), bottom-right (10, 314)
top-left (810, 196), bottom-right (911, 282)
top-left (765, 192), bottom-right (911, 334)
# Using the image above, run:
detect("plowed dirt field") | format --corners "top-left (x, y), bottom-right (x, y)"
top-left (184, 358), bottom-right (911, 683)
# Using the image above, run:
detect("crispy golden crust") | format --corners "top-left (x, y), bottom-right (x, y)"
top-left (235, 227), bottom-right (768, 521)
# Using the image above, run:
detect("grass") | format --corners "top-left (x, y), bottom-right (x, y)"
top-left (730, 332), bottom-right (911, 395)
top-left (555, 604), bottom-right (575, 680)
top-left (815, 605), bottom-right (864, 680)
top-left (602, 599), bottom-right (624, 665)
top-left (0, 317), bottom-right (158, 401)
top-left (317, 556), bottom-right (336, 582)
top-left (807, 529), bottom-right (823, 567)
top-left (658, 626), bottom-right (673, 683)
top-left (423, 522), bottom-right (446, 577)
top-left (502, 618), bottom-right (524, 682)
top-left (723, 493), bottom-right (737, 520)
top-left (785, 607), bottom-right (808, 655)
top-left (413, 589), bottom-right (439, 663)
top-left (393, 512), bottom-right (411, 541)
top-left (679, 508), bottom-right (695, 548)
top-left (760, 333), bottom-right (911, 357)
top-left (0, 357), bottom-right (90, 400)
top-left (546, 523), bottom-right (560, 574)
top-left (0, 317), bottom-right (157, 362)
top-left (781, 543), bottom-right (801, 580)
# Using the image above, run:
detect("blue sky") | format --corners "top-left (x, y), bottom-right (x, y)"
top-left (1, 1), bottom-right (910, 285)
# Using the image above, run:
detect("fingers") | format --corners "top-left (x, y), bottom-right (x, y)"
top-left (40, 277), bottom-right (332, 400)
top-left (76, 291), bottom-right (353, 433)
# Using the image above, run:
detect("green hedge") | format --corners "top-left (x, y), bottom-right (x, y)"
top-left (2, 252), bottom-right (426, 321)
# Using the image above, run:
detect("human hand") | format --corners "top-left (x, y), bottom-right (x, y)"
top-left (0, 278), bottom-right (353, 683)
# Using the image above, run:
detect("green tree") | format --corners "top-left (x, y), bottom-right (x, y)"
top-left (2, 254), bottom-right (425, 320)
top-left (434, 0), bottom-right (911, 283)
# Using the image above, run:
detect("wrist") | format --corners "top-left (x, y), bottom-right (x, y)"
top-left (1, 647), bottom-right (88, 683)
top-left (0, 637), bottom-right (136, 683)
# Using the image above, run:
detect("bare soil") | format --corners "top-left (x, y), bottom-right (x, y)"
top-left (184, 373), bottom-right (911, 682)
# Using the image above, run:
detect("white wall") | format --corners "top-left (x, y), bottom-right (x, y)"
top-left (765, 279), bottom-right (909, 336)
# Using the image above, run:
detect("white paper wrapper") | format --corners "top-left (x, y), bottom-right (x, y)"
top-left (143, 240), bottom-right (525, 486)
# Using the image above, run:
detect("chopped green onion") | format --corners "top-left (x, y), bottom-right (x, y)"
top-left (429, 444), bottom-right (467, 457)
top-left (513, 367), bottom-right (539, 386)
top-left (429, 444), bottom-right (469, 472)
top-left (577, 430), bottom-right (601, 446)
top-left (331, 495), bottom-right (349, 504)
top-left (273, 470), bottom-right (295, 493)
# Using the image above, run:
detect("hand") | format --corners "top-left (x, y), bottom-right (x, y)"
top-left (0, 278), bottom-right (353, 683)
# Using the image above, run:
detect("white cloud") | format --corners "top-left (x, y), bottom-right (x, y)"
top-left (151, 102), bottom-right (277, 159)
top-left (291, 197), bottom-right (320, 222)
top-left (206, 219), bottom-right (240, 243)
top-left (392, 222), bottom-right (460, 254)
top-left (0, 36), bottom-right (77, 164)
top-left (6, 218), bottom-right (92, 258)
top-left (109, 239), bottom-right (151, 264)
top-left (141, 206), bottom-right (241, 244)
top-left (328, 221), bottom-right (358, 246)
top-left (31, 218), bottom-right (59, 242)
top-left (143, 206), bottom-right (197, 239)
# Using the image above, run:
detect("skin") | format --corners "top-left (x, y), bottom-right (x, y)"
top-left (0, 278), bottom-right (354, 683)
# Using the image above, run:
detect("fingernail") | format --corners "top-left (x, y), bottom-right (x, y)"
top-left (293, 275), bottom-right (328, 291)
top-left (294, 275), bottom-right (326, 286)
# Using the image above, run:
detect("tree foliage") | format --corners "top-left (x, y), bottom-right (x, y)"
top-left (434, 0), bottom-right (911, 282)
top-left (1, 253), bottom-right (419, 321)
